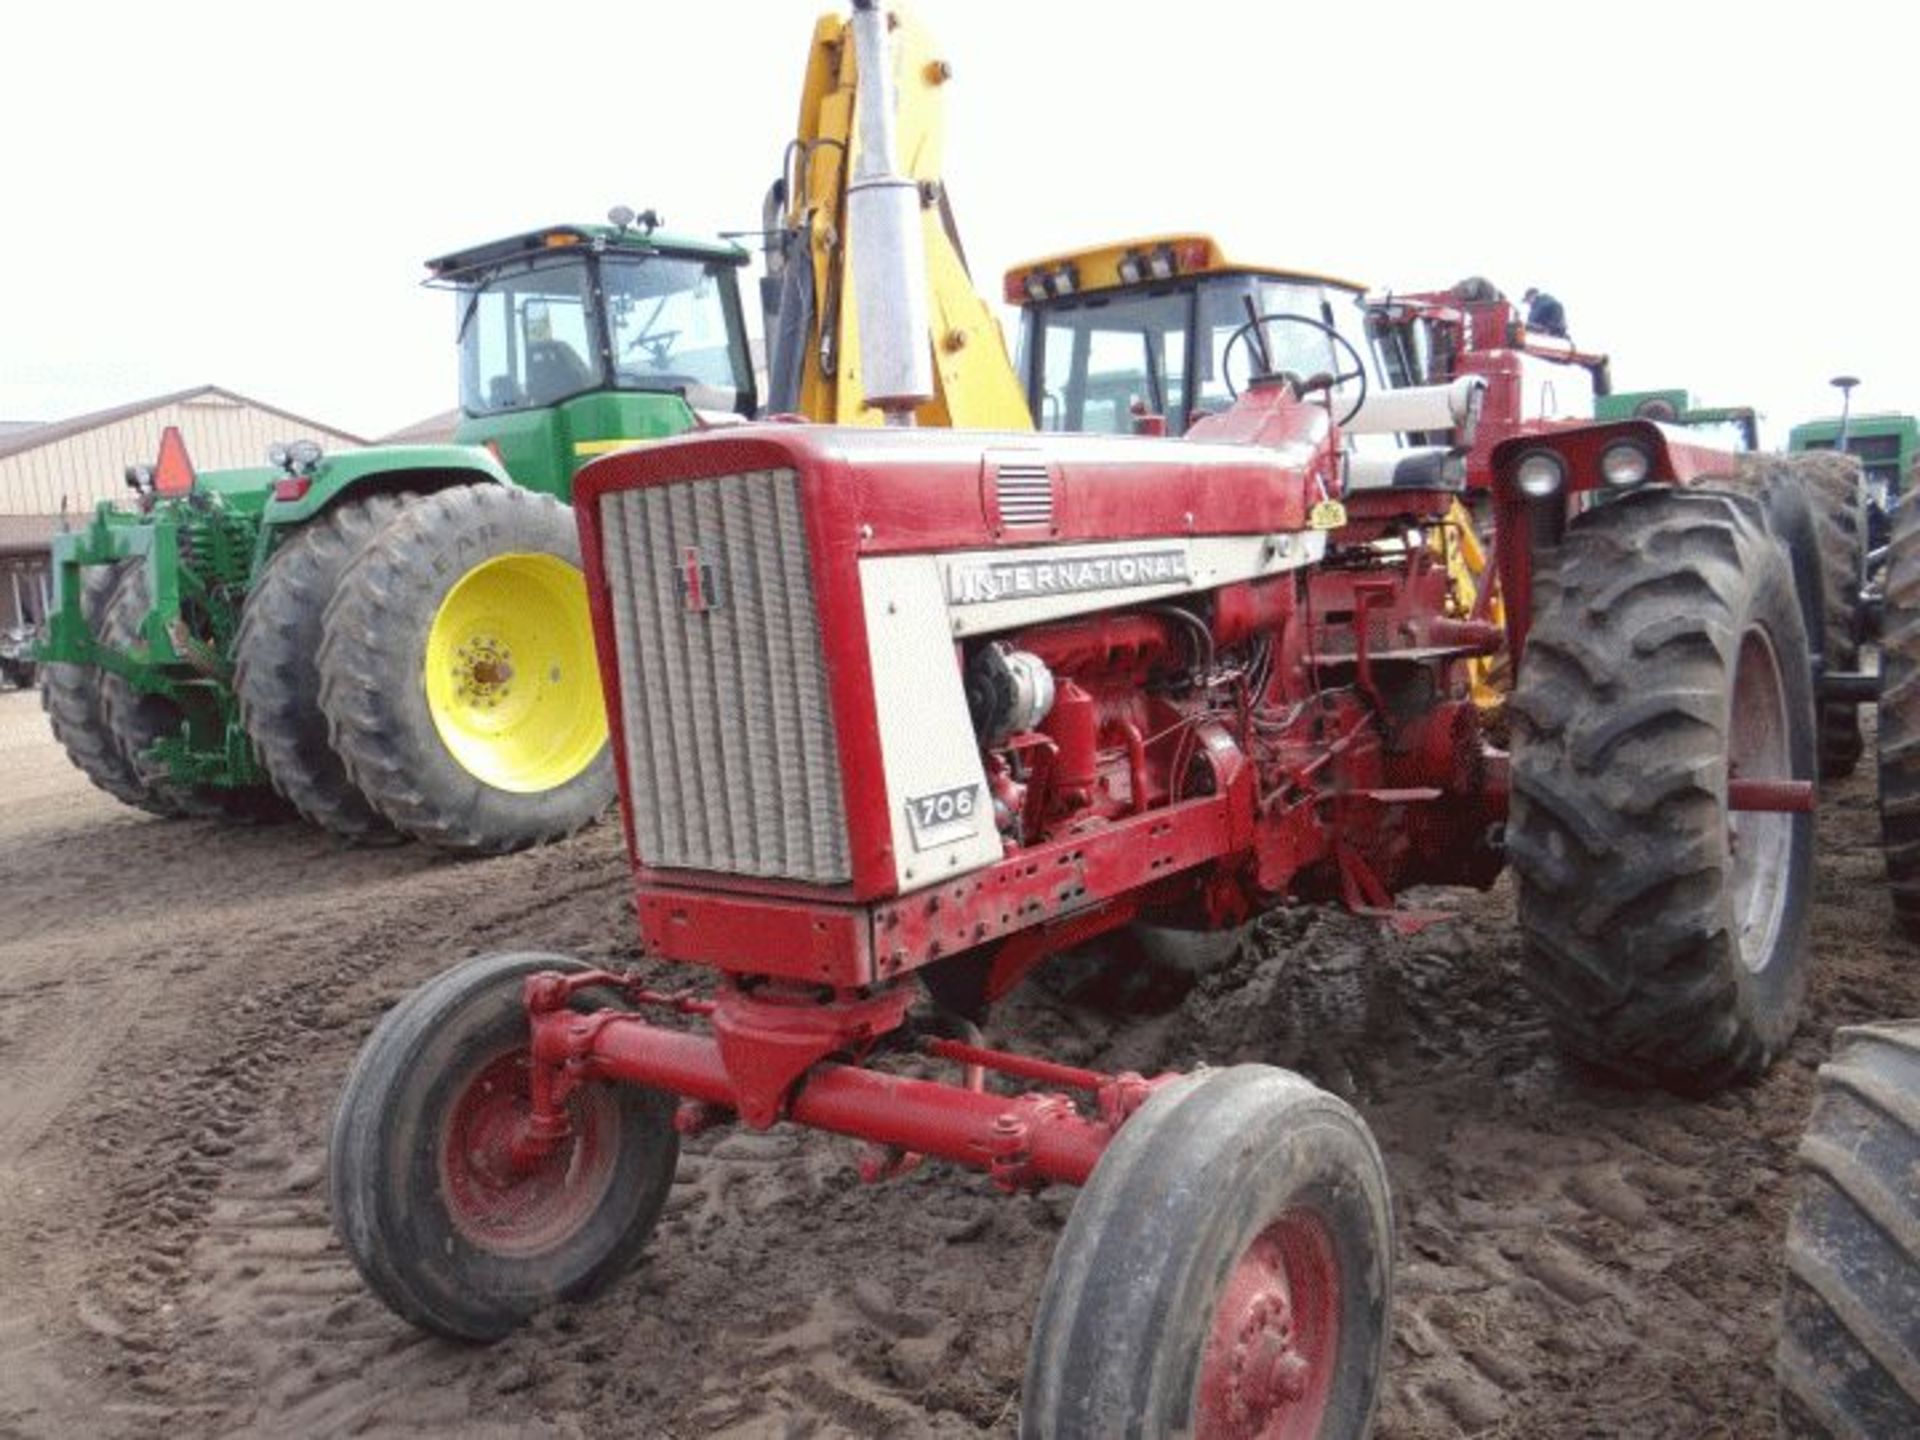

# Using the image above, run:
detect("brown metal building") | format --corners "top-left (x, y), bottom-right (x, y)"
top-left (0, 385), bottom-right (366, 631)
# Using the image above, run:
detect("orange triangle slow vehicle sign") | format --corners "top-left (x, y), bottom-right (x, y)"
top-left (153, 426), bottom-right (196, 496)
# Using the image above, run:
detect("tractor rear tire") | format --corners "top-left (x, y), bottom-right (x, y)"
top-left (1791, 452), bottom-right (1868, 779)
top-left (317, 486), bottom-right (615, 855)
top-left (1021, 1065), bottom-right (1392, 1439)
top-left (96, 566), bottom-right (284, 822)
top-left (40, 561), bottom-right (180, 816)
top-left (234, 493), bottom-right (414, 844)
top-left (1508, 487), bottom-right (1816, 1094)
top-left (1726, 453), bottom-right (1866, 780)
top-left (328, 951), bottom-right (678, 1342)
top-left (1878, 487), bottom-right (1920, 937)
top-left (1777, 1021), bottom-right (1920, 1436)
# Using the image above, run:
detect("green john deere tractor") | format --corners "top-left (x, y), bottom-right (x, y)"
top-left (1595, 387), bottom-right (1760, 452)
top-left (1790, 410), bottom-right (1919, 550)
top-left (39, 212), bottom-right (757, 852)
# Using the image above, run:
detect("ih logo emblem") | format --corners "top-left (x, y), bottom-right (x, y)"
top-left (678, 545), bottom-right (724, 613)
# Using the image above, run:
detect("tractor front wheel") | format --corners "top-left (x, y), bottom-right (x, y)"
top-left (1021, 1065), bottom-right (1392, 1439)
top-left (1509, 487), bottom-right (1816, 1093)
top-left (317, 486), bottom-right (614, 854)
top-left (328, 951), bottom-right (679, 1341)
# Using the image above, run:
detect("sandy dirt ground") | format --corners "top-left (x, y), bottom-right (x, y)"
top-left (0, 682), bottom-right (1914, 1439)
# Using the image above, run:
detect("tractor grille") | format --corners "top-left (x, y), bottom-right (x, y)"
top-left (599, 469), bottom-right (851, 884)
top-left (994, 459), bottom-right (1053, 529)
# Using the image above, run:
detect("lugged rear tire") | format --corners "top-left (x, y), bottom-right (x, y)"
top-left (1726, 453), bottom-right (1866, 780)
top-left (1777, 1021), bottom-right (1920, 1437)
top-left (329, 951), bottom-right (678, 1341)
top-left (1508, 487), bottom-right (1816, 1093)
top-left (235, 492), bottom-right (414, 844)
top-left (1021, 1065), bottom-right (1392, 1439)
top-left (1791, 452), bottom-right (1868, 778)
top-left (317, 486), bottom-right (615, 855)
top-left (40, 561), bottom-right (181, 816)
top-left (1879, 488), bottom-right (1920, 937)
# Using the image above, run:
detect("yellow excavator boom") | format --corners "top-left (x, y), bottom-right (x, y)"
top-left (768, 6), bottom-right (1032, 431)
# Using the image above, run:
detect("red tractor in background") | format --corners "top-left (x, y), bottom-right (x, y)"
top-left (328, 252), bottom-right (1819, 1434)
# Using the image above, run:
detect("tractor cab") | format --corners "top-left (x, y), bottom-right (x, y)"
top-left (1790, 410), bottom-right (1919, 544)
top-left (1005, 236), bottom-right (1372, 438)
top-left (427, 219), bottom-right (758, 499)
top-left (1597, 389), bottom-right (1760, 454)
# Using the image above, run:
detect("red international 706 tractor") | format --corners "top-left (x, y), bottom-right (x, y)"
top-left (327, 276), bottom-right (1821, 1430)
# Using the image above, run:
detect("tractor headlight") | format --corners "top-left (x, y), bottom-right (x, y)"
top-left (267, 442), bottom-right (291, 469)
top-left (1515, 451), bottom-right (1565, 498)
top-left (287, 439), bottom-right (324, 471)
top-left (1599, 441), bottom-right (1651, 488)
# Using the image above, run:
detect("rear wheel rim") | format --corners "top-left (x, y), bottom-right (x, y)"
top-left (1729, 624), bottom-right (1794, 974)
top-left (424, 552), bottom-right (605, 793)
top-left (1194, 1209), bottom-right (1340, 1439)
top-left (439, 1048), bottom-right (620, 1257)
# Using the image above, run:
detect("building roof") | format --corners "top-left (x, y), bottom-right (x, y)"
top-left (378, 408), bottom-right (463, 445)
top-left (0, 514), bottom-right (63, 553)
top-left (0, 385), bottom-right (370, 464)
top-left (0, 421), bottom-right (44, 439)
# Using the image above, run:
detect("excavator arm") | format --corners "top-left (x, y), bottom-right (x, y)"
top-left (765, 5), bottom-right (1032, 430)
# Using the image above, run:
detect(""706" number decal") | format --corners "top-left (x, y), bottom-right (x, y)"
top-left (905, 783), bottom-right (982, 851)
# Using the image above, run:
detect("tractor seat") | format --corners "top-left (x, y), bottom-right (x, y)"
top-left (1345, 447), bottom-right (1466, 491)
top-left (1344, 376), bottom-right (1485, 437)
top-left (525, 341), bottom-right (593, 405)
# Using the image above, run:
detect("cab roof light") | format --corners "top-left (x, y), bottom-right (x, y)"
top-left (1175, 238), bottom-right (1211, 271)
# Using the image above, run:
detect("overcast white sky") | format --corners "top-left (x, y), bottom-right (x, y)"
top-left (2, 1), bottom-right (1908, 447)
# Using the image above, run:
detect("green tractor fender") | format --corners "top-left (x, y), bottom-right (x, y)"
top-left (255, 443), bottom-right (516, 573)
top-left (264, 444), bottom-right (514, 528)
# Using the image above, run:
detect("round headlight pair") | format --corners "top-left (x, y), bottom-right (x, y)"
top-left (1515, 451), bottom-right (1564, 498)
top-left (1600, 441), bottom-right (1652, 487)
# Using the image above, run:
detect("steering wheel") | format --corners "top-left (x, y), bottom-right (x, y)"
top-left (626, 328), bottom-right (681, 367)
top-left (1221, 312), bottom-right (1369, 428)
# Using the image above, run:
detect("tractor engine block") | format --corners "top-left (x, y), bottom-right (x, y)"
top-left (575, 422), bottom-right (1505, 995)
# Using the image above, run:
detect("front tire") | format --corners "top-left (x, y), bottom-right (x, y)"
top-left (328, 952), bottom-right (678, 1341)
top-left (1508, 488), bottom-right (1816, 1093)
top-left (317, 486), bottom-right (615, 854)
top-left (1777, 1021), bottom-right (1920, 1436)
top-left (1021, 1065), bottom-right (1392, 1439)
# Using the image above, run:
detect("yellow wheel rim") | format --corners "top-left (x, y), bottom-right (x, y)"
top-left (424, 553), bottom-right (606, 794)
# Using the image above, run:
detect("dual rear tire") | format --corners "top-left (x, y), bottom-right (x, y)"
top-left (239, 484), bottom-right (613, 854)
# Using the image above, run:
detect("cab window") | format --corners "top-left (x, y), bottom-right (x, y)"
top-left (458, 259), bottom-right (600, 415)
